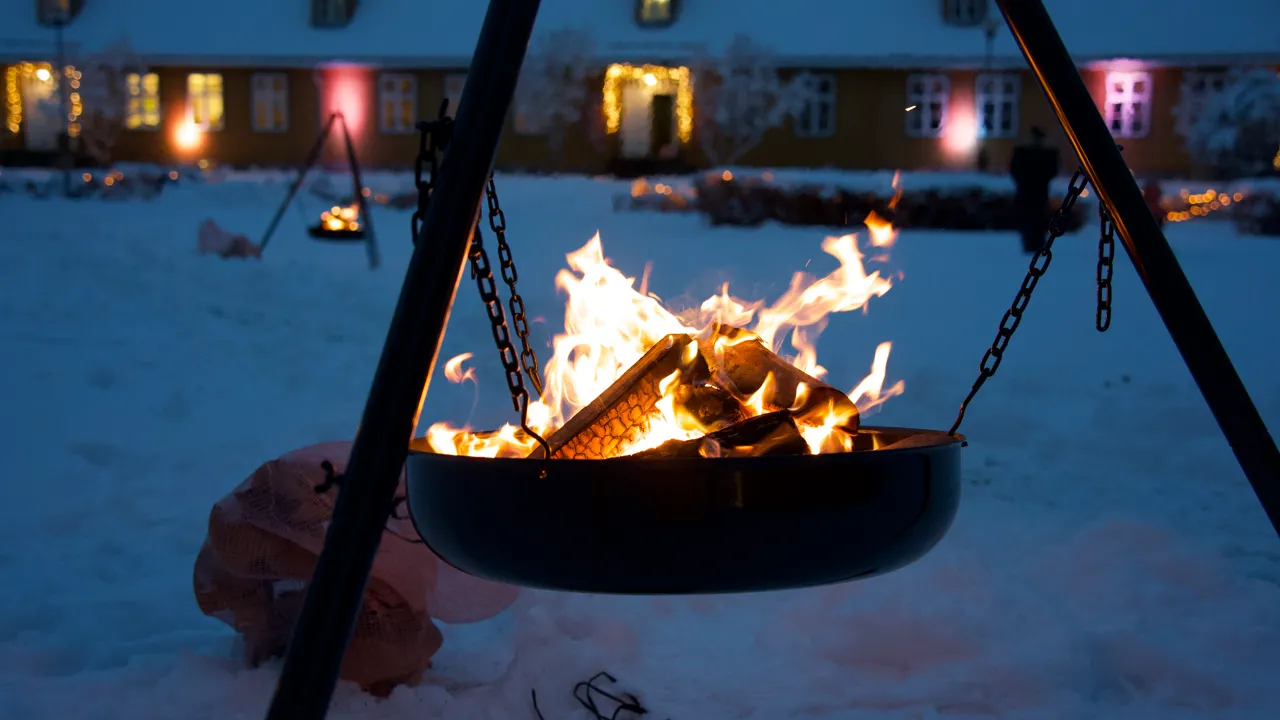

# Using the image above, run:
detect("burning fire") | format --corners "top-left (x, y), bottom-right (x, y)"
top-left (427, 214), bottom-right (904, 459)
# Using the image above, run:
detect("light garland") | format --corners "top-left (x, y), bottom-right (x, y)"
top-left (1166, 187), bottom-right (1245, 223)
top-left (4, 61), bottom-right (81, 136)
top-left (603, 63), bottom-right (693, 143)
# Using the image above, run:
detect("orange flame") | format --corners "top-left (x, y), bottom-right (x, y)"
top-left (426, 222), bottom-right (903, 458)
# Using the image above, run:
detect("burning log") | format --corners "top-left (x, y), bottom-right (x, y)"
top-left (701, 325), bottom-right (860, 432)
top-left (631, 411), bottom-right (810, 459)
top-left (534, 334), bottom-right (707, 459)
top-left (673, 384), bottom-right (745, 434)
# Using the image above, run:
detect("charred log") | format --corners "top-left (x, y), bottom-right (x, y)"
top-left (701, 324), bottom-right (860, 432)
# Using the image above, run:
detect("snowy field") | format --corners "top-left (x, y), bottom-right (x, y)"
top-left (2, 173), bottom-right (1279, 719)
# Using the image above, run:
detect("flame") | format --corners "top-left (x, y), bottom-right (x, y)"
top-left (444, 352), bottom-right (477, 385)
top-left (426, 221), bottom-right (904, 458)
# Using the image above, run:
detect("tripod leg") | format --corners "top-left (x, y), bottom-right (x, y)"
top-left (337, 114), bottom-right (380, 270)
top-left (259, 113), bottom-right (340, 252)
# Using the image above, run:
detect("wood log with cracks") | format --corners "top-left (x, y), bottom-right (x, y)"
top-left (701, 324), bottom-right (860, 432)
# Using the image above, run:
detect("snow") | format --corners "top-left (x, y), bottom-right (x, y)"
top-left (2, 172), bottom-right (1280, 719)
top-left (2, 0), bottom-right (1278, 68)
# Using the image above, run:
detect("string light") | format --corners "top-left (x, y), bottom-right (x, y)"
top-left (4, 62), bottom-right (80, 135)
top-left (1166, 187), bottom-right (1245, 223)
top-left (603, 64), bottom-right (693, 143)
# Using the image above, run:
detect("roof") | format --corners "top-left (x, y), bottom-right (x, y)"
top-left (2, 0), bottom-right (1278, 68)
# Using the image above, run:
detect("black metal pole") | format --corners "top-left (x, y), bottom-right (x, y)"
top-left (259, 112), bottom-right (338, 252)
top-left (995, 0), bottom-right (1280, 537)
top-left (264, 1), bottom-right (542, 718)
top-left (337, 114), bottom-right (380, 270)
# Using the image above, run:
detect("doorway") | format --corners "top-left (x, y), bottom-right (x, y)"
top-left (18, 63), bottom-right (62, 151)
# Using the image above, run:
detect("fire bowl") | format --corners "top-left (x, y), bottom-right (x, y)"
top-left (307, 226), bottom-right (366, 242)
top-left (405, 426), bottom-right (963, 595)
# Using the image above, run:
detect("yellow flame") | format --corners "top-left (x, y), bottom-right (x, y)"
top-left (425, 222), bottom-right (903, 457)
top-left (444, 352), bottom-right (477, 385)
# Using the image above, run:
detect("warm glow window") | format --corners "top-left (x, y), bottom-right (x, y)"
top-left (444, 73), bottom-right (466, 119)
top-left (795, 74), bottom-right (836, 138)
top-left (905, 74), bottom-right (949, 138)
top-left (187, 73), bottom-right (224, 131)
top-left (379, 73), bottom-right (417, 133)
top-left (636, 0), bottom-right (675, 27)
top-left (125, 72), bottom-right (160, 130)
top-left (1104, 71), bottom-right (1152, 139)
top-left (975, 72), bottom-right (1019, 139)
top-left (252, 73), bottom-right (289, 132)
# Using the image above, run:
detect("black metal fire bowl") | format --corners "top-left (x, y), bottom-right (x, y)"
top-left (405, 426), bottom-right (963, 595)
top-left (307, 226), bottom-right (367, 242)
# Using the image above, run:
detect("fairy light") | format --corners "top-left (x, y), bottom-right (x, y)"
top-left (4, 62), bottom-right (79, 135)
top-left (1166, 187), bottom-right (1246, 223)
top-left (603, 63), bottom-right (693, 143)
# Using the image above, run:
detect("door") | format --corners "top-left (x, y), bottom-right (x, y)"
top-left (650, 94), bottom-right (674, 158)
top-left (619, 84), bottom-right (652, 159)
top-left (21, 67), bottom-right (61, 151)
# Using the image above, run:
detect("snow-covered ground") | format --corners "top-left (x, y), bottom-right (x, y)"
top-left (2, 173), bottom-right (1279, 720)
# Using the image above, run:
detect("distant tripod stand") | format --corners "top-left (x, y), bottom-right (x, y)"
top-left (259, 112), bottom-right (380, 269)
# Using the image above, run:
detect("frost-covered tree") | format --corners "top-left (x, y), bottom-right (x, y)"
top-left (514, 27), bottom-right (596, 169)
top-left (1177, 67), bottom-right (1280, 178)
top-left (75, 38), bottom-right (146, 165)
top-left (694, 34), bottom-right (815, 166)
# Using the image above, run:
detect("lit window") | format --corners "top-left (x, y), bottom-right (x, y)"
top-left (186, 73), bottom-right (224, 131)
top-left (975, 72), bottom-right (1019, 139)
top-left (1104, 71), bottom-right (1152, 139)
top-left (1176, 70), bottom-right (1227, 133)
top-left (905, 73), bottom-right (950, 138)
top-left (125, 72), bottom-right (161, 130)
top-left (941, 0), bottom-right (988, 26)
top-left (795, 73), bottom-right (836, 138)
top-left (379, 73), bottom-right (417, 133)
top-left (636, 0), bottom-right (676, 27)
top-left (444, 73), bottom-right (466, 119)
top-left (252, 73), bottom-right (289, 132)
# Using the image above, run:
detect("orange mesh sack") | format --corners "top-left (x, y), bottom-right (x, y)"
top-left (193, 440), bottom-right (519, 693)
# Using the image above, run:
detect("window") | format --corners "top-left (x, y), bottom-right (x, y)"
top-left (636, 0), bottom-right (676, 27)
top-left (444, 73), bottom-right (466, 118)
top-left (379, 73), bottom-right (417, 133)
top-left (186, 73), bottom-right (224, 131)
top-left (1104, 71), bottom-right (1152, 139)
top-left (975, 72), bottom-right (1019, 138)
top-left (905, 73), bottom-right (949, 138)
top-left (795, 73), bottom-right (836, 138)
top-left (941, 0), bottom-right (988, 26)
top-left (312, 0), bottom-right (353, 27)
top-left (1176, 70), bottom-right (1228, 133)
top-left (125, 72), bottom-right (160, 130)
top-left (252, 73), bottom-right (288, 132)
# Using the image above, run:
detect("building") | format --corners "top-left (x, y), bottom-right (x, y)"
top-left (2, 0), bottom-right (1278, 175)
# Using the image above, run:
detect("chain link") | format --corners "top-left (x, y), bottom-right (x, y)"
top-left (947, 169), bottom-right (1091, 436)
top-left (1096, 202), bottom-right (1116, 332)
top-left (484, 176), bottom-right (546, 395)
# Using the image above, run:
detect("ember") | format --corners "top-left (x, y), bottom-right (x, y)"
top-left (427, 217), bottom-right (903, 460)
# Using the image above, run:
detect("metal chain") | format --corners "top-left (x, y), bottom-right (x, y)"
top-left (947, 169), bottom-right (1092, 436)
top-left (1096, 202), bottom-right (1116, 332)
top-left (411, 101), bottom-right (550, 459)
top-left (483, 176), bottom-right (546, 395)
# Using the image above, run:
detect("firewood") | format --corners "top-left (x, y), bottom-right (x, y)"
top-left (700, 324), bottom-right (859, 432)
top-left (630, 411), bottom-right (811, 459)
top-left (533, 333), bottom-right (709, 459)
top-left (673, 384), bottom-right (745, 434)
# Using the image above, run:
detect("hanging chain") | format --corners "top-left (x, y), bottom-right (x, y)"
top-left (413, 100), bottom-right (550, 460)
top-left (1096, 202), bottom-right (1116, 332)
top-left (483, 176), bottom-right (546, 396)
top-left (947, 169), bottom-right (1091, 436)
